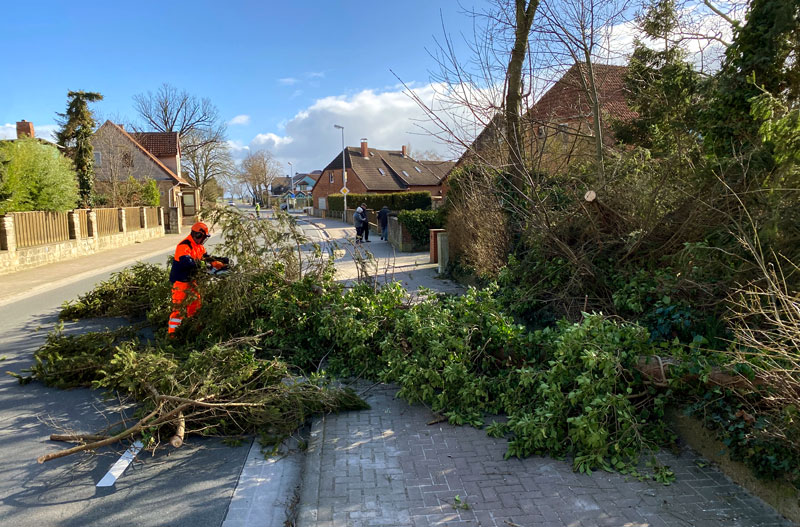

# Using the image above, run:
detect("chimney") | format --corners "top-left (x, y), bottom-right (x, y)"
top-left (360, 138), bottom-right (369, 158)
top-left (401, 145), bottom-right (408, 158)
top-left (16, 120), bottom-right (34, 139)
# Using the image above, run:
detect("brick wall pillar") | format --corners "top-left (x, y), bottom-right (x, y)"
top-left (87, 211), bottom-right (97, 238)
top-left (429, 229), bottom-right (445, 263)
top-left (140, 207), bottom-right (147, 229)
top-left (68, 211), bottom-right (81, 239)
top-left (118, 208), bottom-right (127, 233)
top-left (0, 215), bottom-right (16, 252)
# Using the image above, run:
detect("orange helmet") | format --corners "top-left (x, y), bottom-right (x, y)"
top-left (191, 222), bottom-right (209, 236)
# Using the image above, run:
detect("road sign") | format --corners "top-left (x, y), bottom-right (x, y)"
top-left (340, 187), bottom-right (349, 195)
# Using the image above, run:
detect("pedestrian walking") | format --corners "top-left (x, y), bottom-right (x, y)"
top-left (354, 206), bottom-right (364, 243)
top-left (378, 205), bottom-right (390, 241)
top-left (254, 201), bottom-right (260, 218)
top-left (359, 203), bottom-right (371, 242)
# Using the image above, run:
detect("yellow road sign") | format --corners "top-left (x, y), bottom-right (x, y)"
top-left (340, 187), bottom-right (349, 195)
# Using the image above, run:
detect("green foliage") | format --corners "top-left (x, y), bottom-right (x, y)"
top-left (501, 315), bottom-right (671, 474)
top-left (397, 209), bottom-right (444, 247)
top-left (326, 191), bottom-right (431, 212)
top-left (0, 137), bottom-right (79, 213)
top-left (56, 90), bottom-right (103, 207)
top-left (60, 262), bottom-right (171, 324)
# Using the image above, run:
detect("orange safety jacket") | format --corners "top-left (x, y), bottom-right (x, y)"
top-left (169, 235), bottom-right (207, 284)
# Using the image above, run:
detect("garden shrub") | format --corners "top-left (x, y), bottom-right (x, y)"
top-left (397, 209), bottom-right (445, 247)
top-left (327, 191), bottom-right (431, 212)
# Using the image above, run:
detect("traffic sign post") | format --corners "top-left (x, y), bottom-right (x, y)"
top-left (340, 187), bottom-right (349, 195)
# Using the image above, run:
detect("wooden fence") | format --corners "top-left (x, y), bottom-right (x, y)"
top-left (145, 207), bottom-right (160, 228)
top-left (13, 211), bottom-right (70, 249)
top-left (95, 208), bottom-right (119, 236)
top-left (125, 207), bottom-right (142, 231)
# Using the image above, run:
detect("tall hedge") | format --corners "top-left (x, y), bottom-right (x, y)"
top-left (327, 191), bottom-right (431, 212)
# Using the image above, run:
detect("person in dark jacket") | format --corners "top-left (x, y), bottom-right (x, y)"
top-left (354, 206), bottom-right (364, 243)
top-left (359, 203), bottom-right (370, 242)
top-left (378, 205), bottom-right (390, 241)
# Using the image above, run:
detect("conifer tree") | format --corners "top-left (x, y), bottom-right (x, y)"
top-left (56, 91), bottom-right (103, 207)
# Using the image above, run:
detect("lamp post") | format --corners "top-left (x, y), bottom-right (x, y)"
top-left (333, 124), bottom-right (347, 215)
top-left (288, 161), bottom-right (293, 210)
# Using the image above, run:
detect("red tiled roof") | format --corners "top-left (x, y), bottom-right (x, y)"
top-left (322, 147), bottom-right (452, 192)
top-left (526, 63), bottom-right (635, 125)
top-left (130, 131), bottom-right (180, 157)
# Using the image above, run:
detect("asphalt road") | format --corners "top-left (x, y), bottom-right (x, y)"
top-left (0, 234), bottom-right (251, 527)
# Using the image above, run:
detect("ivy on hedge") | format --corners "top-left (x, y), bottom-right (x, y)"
top-left (326, 191), bottom-right (431, 212)
top-left (397, 209), bottom-right (445, 247)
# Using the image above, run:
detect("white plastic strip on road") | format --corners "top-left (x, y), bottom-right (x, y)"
top-left (96, 440), bottom-right (143, 487)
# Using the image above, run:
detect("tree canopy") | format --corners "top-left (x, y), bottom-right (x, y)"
top-left (0, 137), bottom-right (79, 213)
top-left (56, 90), bottom-right (103, 207)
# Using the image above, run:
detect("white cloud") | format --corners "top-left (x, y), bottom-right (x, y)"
top-left (228, 114), bottom-right (251, 126)
top-left (226, 140), bottom-right (250, 154)
top-left (278, 77), bottom-right (299, 86)
top-left (307, 71), bottom-right (325, 79)
top-left (0, 122), bottom-right (59, 142)
top-left (235, 83), bottom-right (487, 171)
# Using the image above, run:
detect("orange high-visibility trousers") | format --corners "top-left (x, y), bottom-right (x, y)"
top-left (168, 281), bottom-right (201, 334)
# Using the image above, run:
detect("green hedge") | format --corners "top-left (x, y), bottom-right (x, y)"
top-left (327, 191), bottom-right (431, 212)
top-left (397, 209), bottom-right (445, 247)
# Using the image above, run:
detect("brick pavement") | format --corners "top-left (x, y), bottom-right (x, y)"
top-left (298, 383), bottom-right (794, 527)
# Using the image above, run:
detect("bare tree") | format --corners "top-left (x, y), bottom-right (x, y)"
top-left (132, 83), bottom-right (225, 155)
top-left (182, 129), bottom-right (234, 202)
top-left (238, 150), bottom-right (282, 203)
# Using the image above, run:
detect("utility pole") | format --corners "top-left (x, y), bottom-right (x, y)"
top-left (333, 124), bottom-right (347, 215)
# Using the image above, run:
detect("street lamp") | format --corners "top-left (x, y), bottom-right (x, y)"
top-left (288, 161), bottom-right (293, 210)
top-left (333, 124), bottom-right (347, 215)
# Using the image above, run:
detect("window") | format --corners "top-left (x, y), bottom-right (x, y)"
top-left (414, 166), bottom-right (421, 173)
top-left (558, 123), bottom-right (569, 144)
top-left (378, 168), bottom-right (385, 175)
top-left (537, 126), bottom-right (546, 139)
top-left (329, 171), bottom-right (334, 183)
top-left (402, 170), bottom-right (409, 177)
top-left (122, 152), bottom-right (133, 168)
top-left (94, 152), bottom-right (102, 167)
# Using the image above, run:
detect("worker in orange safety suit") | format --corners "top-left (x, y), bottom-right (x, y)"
top-left (167, 222), bottom-right (228, 335)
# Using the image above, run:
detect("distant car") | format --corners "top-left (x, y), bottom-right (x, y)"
top-left (228, 201), bottom-right (235, 206)
top-left (280, 203), bottom-right (288, 211)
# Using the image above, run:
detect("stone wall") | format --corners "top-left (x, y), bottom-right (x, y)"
top-left (0, 209), bottom-right (165, 276)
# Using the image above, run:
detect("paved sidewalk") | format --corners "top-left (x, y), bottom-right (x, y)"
top-left (295, 218), bottom-right (795, 527)
top-left (298, 383), bottom-right (794, 527)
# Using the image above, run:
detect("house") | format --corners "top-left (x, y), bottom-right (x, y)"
top-left (454, 62), bottom-right (633, 175)
top-left (293, 172), bottom-right (320, 194)
top-left (92, 121), bottom-right (200, 219)
top-left (311, 140), bottom-right (455, 211)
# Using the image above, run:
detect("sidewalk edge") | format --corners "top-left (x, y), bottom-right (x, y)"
top-left (296, 413), bottom-right (325, 527)
top-left (0, 245), bottom-right (174, 308)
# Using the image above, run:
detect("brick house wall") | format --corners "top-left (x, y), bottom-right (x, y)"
top-left (312, 168), bottom-right (368, 209)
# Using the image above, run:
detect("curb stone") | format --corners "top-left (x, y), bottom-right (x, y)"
top-left (296, 414), bottom-right (325, 526)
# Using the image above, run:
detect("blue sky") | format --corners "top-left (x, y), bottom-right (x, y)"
top-left (1, 1), bottom-right (482, 172)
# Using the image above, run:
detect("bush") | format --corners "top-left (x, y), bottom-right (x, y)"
top-left (327, 191), bottom-right (431, 212)
top-left (397, 209), bottom-right (444, 247)
top-left (0, 137), bottom-right (79, 213)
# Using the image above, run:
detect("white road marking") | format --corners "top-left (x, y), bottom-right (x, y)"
top-left (96, 440), bottom-right (143, 487)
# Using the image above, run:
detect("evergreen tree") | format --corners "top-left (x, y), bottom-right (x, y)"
top-left (56, 91), bottom-right (103, 207)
